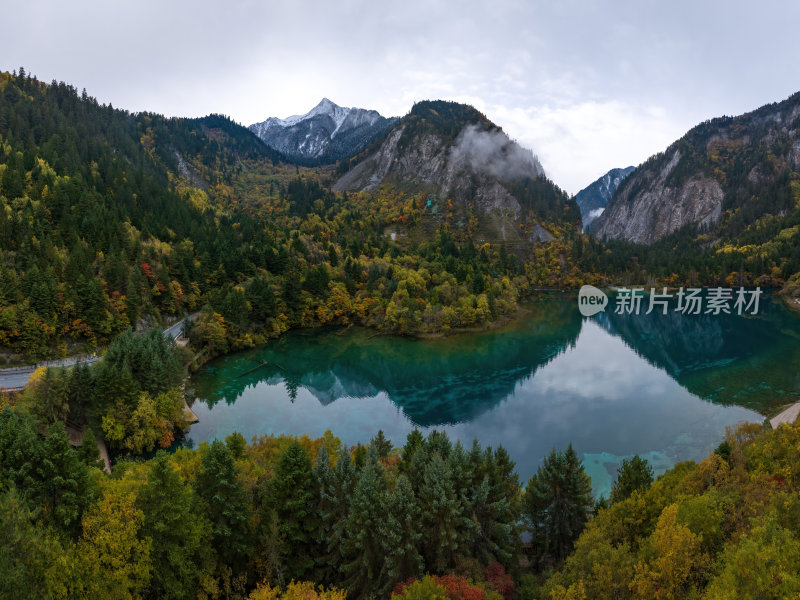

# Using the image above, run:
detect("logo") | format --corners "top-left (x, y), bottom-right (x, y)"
top-left (578, 285), bottom-right (608, 316)
top-left (576, 286), bottom-right (763, 317)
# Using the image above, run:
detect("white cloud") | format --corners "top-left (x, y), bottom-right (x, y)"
top-left (5, 0), bottom-right (800, 194)
top-left (483, 100), bottom-right (689, 194)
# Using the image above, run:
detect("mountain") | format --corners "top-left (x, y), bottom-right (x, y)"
top-left (592, 91), bottom-right (800, 244)
top-left (2, 71), bottom-right (579, 364)
top-left (333, 100), bottom-right (579, 245)
top-left (249, 98), bottom-right (397, 164)
top-left (575, 166), bottom-right (634, 229)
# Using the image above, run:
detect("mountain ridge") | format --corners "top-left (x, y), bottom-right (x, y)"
top-left (575, 166), bottom-right (634, 229)
top-left (333, 100), bottom-right (576, 248)
top-left (592, 91), bottom-right (800, 244)
top-left (249, 98), bottom-right (398, 165)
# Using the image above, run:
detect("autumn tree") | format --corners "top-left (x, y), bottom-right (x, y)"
top-left (76, 481), bottom-right (152, 599)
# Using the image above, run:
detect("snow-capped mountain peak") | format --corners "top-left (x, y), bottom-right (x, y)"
top-left (249, 99), bottom-right (397, 163)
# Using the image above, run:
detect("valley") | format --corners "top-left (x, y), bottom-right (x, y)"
top-left (3, 64), bottom-right (800, 600)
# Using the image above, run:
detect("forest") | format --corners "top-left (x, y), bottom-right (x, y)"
top-left (5, 378), bottom-right (800, 599)
top-left (3, 68), bottom-right (800, 599)
top-left (0, 70), bottom-right (587, 367)
top-left (1, 70), bottom-right (797, 367)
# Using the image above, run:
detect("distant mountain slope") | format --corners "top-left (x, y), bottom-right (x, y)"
top-left (333, 100), bottom-right (579, 246)
top-left (593, 91), bottom-right (800, 244)
top-left (249, 98), bottom-right (397, 164)
top-left (575, 166), bottom-right (634, 229)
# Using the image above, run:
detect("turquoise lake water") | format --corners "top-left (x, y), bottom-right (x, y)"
top-left (187, 292), bottom-right (800, 499)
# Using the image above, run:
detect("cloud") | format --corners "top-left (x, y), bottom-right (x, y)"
top-left (450, 124), bottom-right (545, 181)
top-left (5, 0), bottom-right (800, 195)
top-left (483, 100), bottom-right (687, 194)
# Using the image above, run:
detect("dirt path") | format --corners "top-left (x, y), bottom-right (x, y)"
top-left (65, 424), bottom-right (112, 474)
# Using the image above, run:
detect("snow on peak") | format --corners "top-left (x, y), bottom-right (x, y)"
top-left (308, 98), bottom-right (351, 135)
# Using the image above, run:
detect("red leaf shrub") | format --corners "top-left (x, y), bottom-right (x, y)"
top-left (484, 562), bottom-right (515, 600)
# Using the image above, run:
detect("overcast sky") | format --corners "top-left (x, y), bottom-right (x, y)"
top-left (6, 0), bottom-right (800, 193)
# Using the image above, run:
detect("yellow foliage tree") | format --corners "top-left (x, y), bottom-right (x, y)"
top-left (76, 482), bottom-right (152, 599)
top-left (247, 580), bottom-right (347, 600)
top-left (630, 504), bottom-right (709, 600)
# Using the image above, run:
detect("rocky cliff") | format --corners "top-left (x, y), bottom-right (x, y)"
top-left (334, 100), bottom-right (579, 244)
top-left (593, 91), bottom-right (800, 244)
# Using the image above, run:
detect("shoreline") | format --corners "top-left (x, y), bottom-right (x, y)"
top-left (779, 292), bottom-right (800, 313)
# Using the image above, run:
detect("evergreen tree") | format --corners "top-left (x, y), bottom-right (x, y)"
top-left (400, 428), bottom-right (425, 472)
top-left (477, 445), bottom-right (522, 568)
top-left (524, 443), bottom-right (593, 567)
top-left (67, 361), bottom-right (94, 424)
top-left (417, 452), bottom-right (473, 573)
top-left (39, 422), bottom-right (93, 535)
top-left (0, 488), bottom-right (65, 600)
top-left (370, 429), bottom-right (392, 459)
top-left (380, 473), bottom-right (423, 590)
top-left (138, 452), bottom-right (208, 600)
top-left (315, 447), bottom-right (356, 586)
top-left (246, 276), bottom-right (276, 323)
top-left (341, 447), bottom-right (390, 597)
top-left (77, 427), bottom-right (102, 469)
top-left (266, 440), bottom-right (318, 582)
top-left (29, 367), bottom-right (70, 424)
top-left (194, 440), bottom-right (251, 568)
top-left (610, 455), bottom-right (654, 504)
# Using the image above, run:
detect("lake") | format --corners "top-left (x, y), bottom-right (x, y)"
top-left (187, 292), bottom-right (800, 499)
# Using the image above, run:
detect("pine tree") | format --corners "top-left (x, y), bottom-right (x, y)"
top-left (477, 445), bottom-right (522, 568)
top-left (67, 361), bottom-right (94, 424)
top-left (524, 443), bottom-right (593, 566)
top-left (341, 447), bottom-right (390, 597)
top-left (138, 452), bottom-right (208, 600)
top-left (316, 447), bottom-right (356, 586)
top-left (610, 455), bottom-right (654, 504)
top-left (38, 422), bottom-right (93, 535)
top-left (417, 452), bottom-right (473, 573)
top-left (399, 429), bottom-right (425, 476)
top-left (28, 367), bottom-right (69, 425)
top-left (77, 427), bottom-right (102, 468)
top-left (380, 473), bottom-right (423, 590)
top-left (246, 276), bottom-right (276, 322)
top-left (370, 429), bottom-right (392, 459)
top-left (266, 440), bottom-right (318, 582)
top-left (194, 440), bottom-right (251, 568)
top-left (0, 488), bottom-right (65, 600)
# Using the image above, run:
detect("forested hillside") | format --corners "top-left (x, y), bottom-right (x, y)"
top-left (585, 90), bottom-right (800, 289)
top-left (4, 391), bottom-right (800, 599)
top-left (0, 71), bottom-right (588, 366)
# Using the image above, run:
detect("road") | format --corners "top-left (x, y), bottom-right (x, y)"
top-left (0, 313), bottom-right (198, 391)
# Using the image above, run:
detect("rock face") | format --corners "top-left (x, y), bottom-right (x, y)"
top-left (593, 91), bottom-right (800, 244)
top-left (249, 98), bottom-right (397, 164)
top-left (575, 166), bottom-right (634, 229)
top-left (334, 100), bottom-right (577, 244)
top-left (592, 152), bottom-right (724, 244)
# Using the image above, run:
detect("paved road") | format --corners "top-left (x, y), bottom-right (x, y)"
top-left (771, 402), bottom-right (800, 428)
top-left (0, 313), bottom-right (198, 391)
top-left (0, 370), bottom-right (37, 391)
